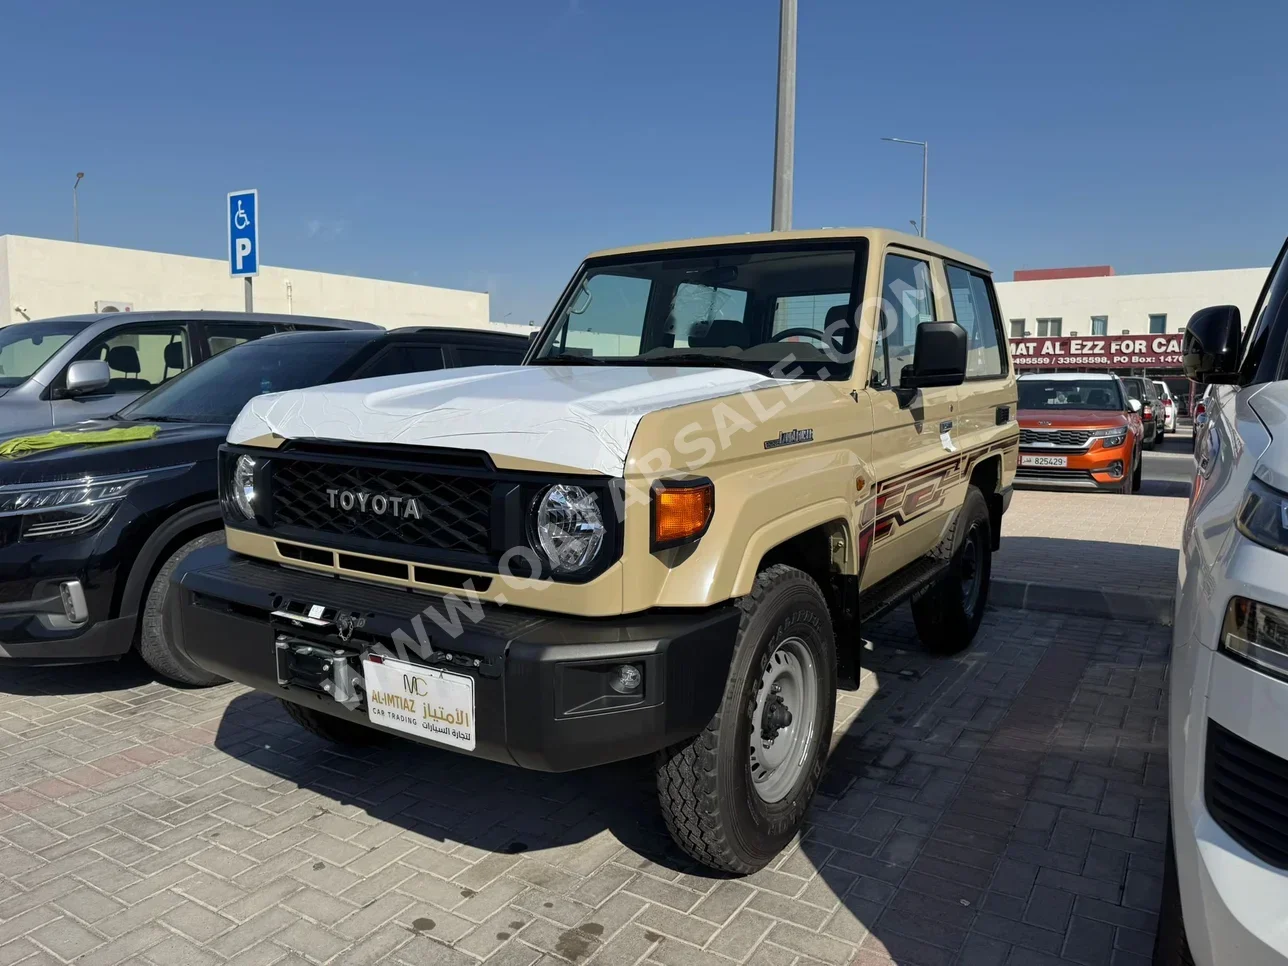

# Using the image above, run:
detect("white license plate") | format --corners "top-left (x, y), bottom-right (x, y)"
top-left (1021, 454), bottom-right (1068, 468)
top-left (362, 656), bottom-right (476, 751)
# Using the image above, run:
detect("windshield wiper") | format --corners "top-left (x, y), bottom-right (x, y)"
top-left (619, 353), bottom-right (769, 373)
top-left (534, 352), bottom-right (609, 365)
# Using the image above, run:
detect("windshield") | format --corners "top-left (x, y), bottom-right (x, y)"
top-left (0, 319), bottom-right (88, 388)
top-left (118, 338), bottom-right (361, 423)
top-left (1019, 379), bottom-right (1124, 411)
top-left (532, 243), bottom-right (863, 380)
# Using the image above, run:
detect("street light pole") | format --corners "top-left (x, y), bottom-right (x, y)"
top-left (881, 138), bottom-right (927, 237)
top-left (73, 172), bottom-right (84, 242)
top-left (771, 0), bottom-right (797, 231)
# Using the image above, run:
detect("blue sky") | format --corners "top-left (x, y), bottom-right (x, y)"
top-left (2, 0), bottom-right (1285, 322)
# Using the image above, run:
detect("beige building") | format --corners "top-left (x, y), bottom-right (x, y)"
top-left (0, 234), bottom-right (520, 333)
top-left (995, 265), bottom-right (1268, 340)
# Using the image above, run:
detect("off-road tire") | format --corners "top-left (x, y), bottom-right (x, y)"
top-left (281, 699), bottom-right (389, 746)
top-left (1153, 826), bottom-right (1195, 965)
top-left (655, 564), bottom-right (836, 874)
top-left (139, 532), bottom-right (228, 686)
top-left (910, 485), bottom-right (991, 655)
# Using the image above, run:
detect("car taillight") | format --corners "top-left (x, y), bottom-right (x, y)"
top-left (1144, 406), bottom-right (1152, 418)
top-left (1196, 401), bottom-right (1207, 418)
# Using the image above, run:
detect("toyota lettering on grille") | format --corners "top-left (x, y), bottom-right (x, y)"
top-left (326, 488), bottom-right (423, 520)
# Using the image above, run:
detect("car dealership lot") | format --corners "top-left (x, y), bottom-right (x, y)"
top-left (0, 598), bottom-right (1169, 966)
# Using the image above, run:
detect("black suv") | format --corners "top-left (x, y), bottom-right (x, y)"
top-left (0, 326), bottom-right (527, 682)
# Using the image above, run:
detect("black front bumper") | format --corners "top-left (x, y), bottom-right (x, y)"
top-left (169, 547), bottom-right (741, 772)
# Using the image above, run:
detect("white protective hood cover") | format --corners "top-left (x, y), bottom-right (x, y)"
top-left (228, 365), bottom-right (795, 476)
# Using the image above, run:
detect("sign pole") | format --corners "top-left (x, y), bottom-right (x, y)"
top-left (244, 277), bottom-right (253, 313)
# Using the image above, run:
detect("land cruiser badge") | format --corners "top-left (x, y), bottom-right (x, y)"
top-left (764, 428), bottom-right (814, 450)
top-left (326, 489), bottom-right (423, 520)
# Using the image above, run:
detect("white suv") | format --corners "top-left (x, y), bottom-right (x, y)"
top-left (1163, 237), bottom-right (1288, 965)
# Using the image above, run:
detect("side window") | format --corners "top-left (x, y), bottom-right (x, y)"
top-left (946, 265), bottom-right (1005, 379)
top-left (356, 344), bottom-right (445, 379)
top-left (455, 346), bottom-right (525, 367)
top-left (205, 322), bottom-right (277, 357)
top-left (1241, 240), bottom-right (1288, 384)
top-left (871, 253), bottom-right (936, 389)
top-left (74, 325), bottom-right (191, 392)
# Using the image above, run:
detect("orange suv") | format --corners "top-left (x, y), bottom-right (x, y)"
top-left (1016, 372), bottom-right (1143, 494)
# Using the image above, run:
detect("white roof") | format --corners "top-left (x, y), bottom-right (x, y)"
top-left (1017, 372), bottom-right (1119, 381)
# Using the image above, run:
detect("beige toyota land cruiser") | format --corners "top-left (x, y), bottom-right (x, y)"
top-left (170, 228), bottom-right (1018, 873)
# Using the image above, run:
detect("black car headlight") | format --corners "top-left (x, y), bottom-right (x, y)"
top-left (1222, 597), bottom-right (1288, 682)
top-left (1236, 476), bottom-right (1288, 554)
top-left (0, 473), bottom-right (146, 540)
top-left (530, 484), bottom-right (605, 575)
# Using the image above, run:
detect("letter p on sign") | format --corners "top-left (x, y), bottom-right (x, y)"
top-left (235, 237), bottom-right (252, 270)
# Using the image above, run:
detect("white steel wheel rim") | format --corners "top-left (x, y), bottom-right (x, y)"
top-left (749, 636), bottom-right (819, 804)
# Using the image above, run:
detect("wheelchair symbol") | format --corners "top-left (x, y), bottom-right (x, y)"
top-left (233, 200), bottom-right (250, 230)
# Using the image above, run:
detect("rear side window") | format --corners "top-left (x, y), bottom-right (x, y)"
top-left (946, 265), bottom-right (1006, 379)
top-left (204, 322), bottom-right (277, 357)
top-left (356, 344), bottom-right (445, 378)
top-left (455, 345), bottom-right (526, 367)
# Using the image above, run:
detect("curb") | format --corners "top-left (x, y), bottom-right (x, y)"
top-left (992, 579), bottom-right (1173, 626)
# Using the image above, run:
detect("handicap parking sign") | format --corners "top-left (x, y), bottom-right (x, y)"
top-left (228, 189), bottom-right (259, 278)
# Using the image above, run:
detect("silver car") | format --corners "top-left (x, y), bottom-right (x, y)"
top-left (0, 311), bottom-right (377, 437)
top-left (1163, 236), bottom-right (1288, 964)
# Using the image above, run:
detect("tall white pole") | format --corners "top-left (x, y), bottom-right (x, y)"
top-left (771, 0), bottom-right (797, 231)
top-left (920, 142), bottom-right (928, 238)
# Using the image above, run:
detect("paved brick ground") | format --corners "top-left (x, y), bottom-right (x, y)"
top-left (0, 603), bottom-right (1169, 966)
top-left (995, 490), bottom-right (1187, 603)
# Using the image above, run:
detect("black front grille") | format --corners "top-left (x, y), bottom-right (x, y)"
top-left (1020, 428), bottom-right (1092, 447)
top-left (270, 458), bottom-right (492, 556)
top-left (1206, 720), bottom-right (1288, 869)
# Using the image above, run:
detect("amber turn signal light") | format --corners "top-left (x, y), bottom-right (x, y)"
top-left (651, 479), bottom-right (714, 551)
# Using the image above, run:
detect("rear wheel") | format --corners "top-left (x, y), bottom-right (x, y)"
top-left (139, 532), bottom-right (228, 686)
top-left (910, 485), bottom-right (991, 654)
top-left (656, 564), bottom-right (836, 874)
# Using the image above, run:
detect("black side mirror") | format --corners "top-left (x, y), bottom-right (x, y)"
top-left (1183, 305), bottom-right (1241, 384)
top-left (901, 321), bottom-right (968, 390)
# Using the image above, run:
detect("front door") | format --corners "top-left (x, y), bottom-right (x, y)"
top-left (51, 323), bottom-right (193, 424)
top-left (860, 248), bottom-right (963, 589)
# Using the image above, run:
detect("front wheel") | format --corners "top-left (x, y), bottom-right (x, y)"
top-left (1132, 453), bottom-right (1144, 493)
top-left (656, 564), bottom-right (836, 874)
top-left (1153, 826), bottom-right (1195, 965)
top-left (139, 532), bottom-right (228, 686)
top-left (910, 485), bottom-right (992, 654)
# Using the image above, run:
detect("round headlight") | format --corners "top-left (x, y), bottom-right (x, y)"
top-left (532, 484), bottom-right (605, 575)
top-left (231, 455), bottom-right (257, 520)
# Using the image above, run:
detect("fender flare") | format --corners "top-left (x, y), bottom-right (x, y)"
top-left (729, 498), bottom-right (854, 598)
top-left (117, 503), bottom-right (223, 622)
